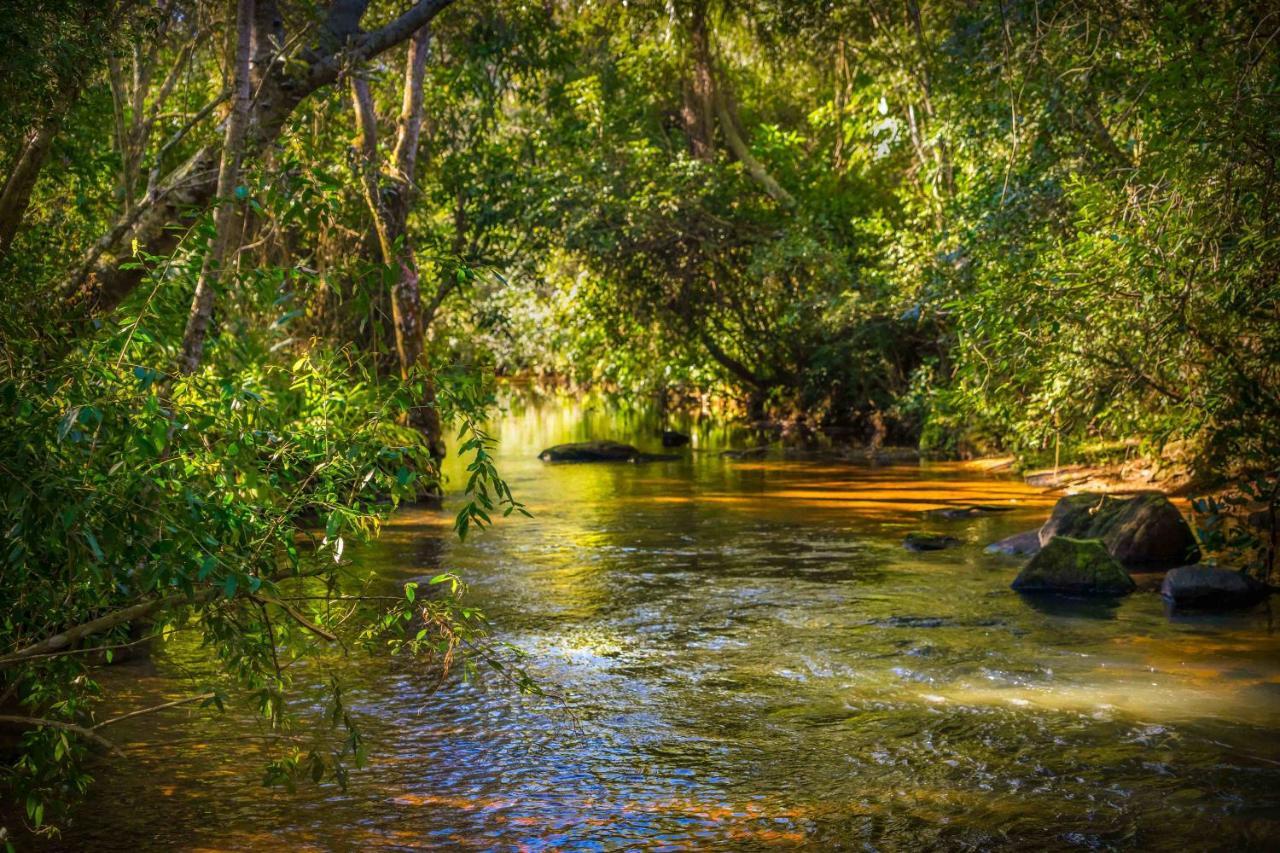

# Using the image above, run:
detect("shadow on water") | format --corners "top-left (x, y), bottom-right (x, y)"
top-left (1016, 592), bottom-right (1123, 620)
top-left (51, 391), bottom-right (1280, 851)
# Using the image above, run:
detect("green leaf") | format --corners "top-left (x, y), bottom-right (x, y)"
top-left (198, 555), bottom-right (217, 580)
top-left (82, 529), bottom-right (104, 562)
top-left (57, 407), bottom-right (82, 443)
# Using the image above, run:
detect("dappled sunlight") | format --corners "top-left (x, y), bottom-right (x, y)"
top-left (922, 674), bottom-right (1280, 727)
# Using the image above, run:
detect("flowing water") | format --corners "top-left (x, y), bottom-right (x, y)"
top-left (55, 393), bottom-right (1280, 850)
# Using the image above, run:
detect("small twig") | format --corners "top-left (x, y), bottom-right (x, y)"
top-left (94, 692), bottom-right (217, 729)
top-left (253, 594), bottom-right (338, 642)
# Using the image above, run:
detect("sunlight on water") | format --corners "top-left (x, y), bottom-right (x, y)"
top-left (60, 391), bottom-right (1280, 850)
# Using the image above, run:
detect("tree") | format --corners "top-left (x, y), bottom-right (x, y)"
top-left (0, 0), bottom-right (139, 258)
top-left (54, 0), bottom-right (460, 348)
top-left (0, 0), bottom-right (542, 835)
top-left (178, 0), bottom-right (255, 374)
top-left (351, 24), bottom-right (445, 457)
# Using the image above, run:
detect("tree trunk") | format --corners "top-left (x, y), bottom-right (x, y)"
top-left (351, 26), bottom-right (444, 459)
top-left (178, 0), bottom-right (255, 375)
top-left (0, 118), bottom-right (61, 258)
top-left (1, 1), bottom-right (138, 258)
top-left (681, 0), bottom-right (716, 160)
top-left (57, 145), bottom-right (220, 329)
top-left (904, 0), bottom-right (953, 197)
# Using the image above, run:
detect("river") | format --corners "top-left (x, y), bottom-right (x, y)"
top-left (54, 393), bottom-right (1280, 850)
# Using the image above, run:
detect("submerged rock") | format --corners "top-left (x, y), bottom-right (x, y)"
top-left (867, 446), bottom-right (921, 464)
top-left (538, 441), bottom-right (678, 463)
top-left (924, 504), bottom-right (1016, 520)
top-left (1160, 565), bottom-right (1270, 610)
top-left (1011, 536), bottom-right (1135, 596)
top-left (1039, 492), bottom-right (1201, 570)
top-left (721, 446), bottom-right (769, 459)
top-left (903, 533), bottom-right (962, 552)
top-left (985, 528), bottom-right (1043, 557)
top-left (661, 430), bottom-right (691, 447)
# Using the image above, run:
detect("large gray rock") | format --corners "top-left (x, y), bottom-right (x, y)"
top-left (1160, 565), bottom-right (1270, 610)
top-left (1012, 536), bottom-right (1135, 596)
top-left (985, 528), bottom-right (1042, 557)
top-left (1039, 492), bottom-right (1200, 570)
top-left (538, 440), bottom-right (677, 463)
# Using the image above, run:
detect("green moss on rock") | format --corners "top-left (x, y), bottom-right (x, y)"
top-left (1012, 536), bottom-right (1136, 596)
top-left (1039, 492), bottom-right (1200, 569)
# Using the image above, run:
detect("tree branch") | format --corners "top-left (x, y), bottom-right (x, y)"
top-left (0, 716), bottom-right (124, 758)
top-left (713, 78), bottom-right (795, 207)
top-left (303, 0), bottom-right (455, 93)
top-left (0, 595), bottom-right (182, 670)
top-left (94, 692), bottom-right (217, 729)
top-left (253, 594), bottom-right (338, 642)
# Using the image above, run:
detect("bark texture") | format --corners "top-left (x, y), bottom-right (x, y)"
top-left (0, 118), bottom-right (62, 258)
top-left (351, 26), bottom-right (445, 458)
top-left (178, 0), bottom-right (255, 375)
top-left (681, 0), bottom-right (716, 160)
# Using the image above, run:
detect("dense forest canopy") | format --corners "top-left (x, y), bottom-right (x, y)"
top-left (0, 0), bottom-right (1276, 835)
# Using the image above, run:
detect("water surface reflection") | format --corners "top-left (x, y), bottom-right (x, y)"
top-left (58, 393), bottom-right (1280, 850)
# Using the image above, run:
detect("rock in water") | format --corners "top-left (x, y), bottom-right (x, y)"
top-left (661, 430), bottom-right (691, 447)
top-left (985, 528), bottom-right (1042, 557)
top-left (1038, 492), bottom-right (1201, 570)
top-left (1011, 536), bottom-right (1135, 596)
top-left (538, 441), bottom-right (678, 463)
top-left (721, 446), bottom-right (768, 459)
top-left (924, 505), bottom-right (1015, 520)
top-left (903, 533), bottom-right (962, 552)
top-left (1161, 565), bottom-right (1270, 610)
top-left (539, 440), bottom-right (637, 462)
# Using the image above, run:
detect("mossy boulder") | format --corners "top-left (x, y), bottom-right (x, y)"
top-left (1039, 492), bottom-right (1200, 570)
top-left (1011, 536), bottom-right (1136, 596)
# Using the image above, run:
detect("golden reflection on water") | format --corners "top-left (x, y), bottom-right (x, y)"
top-left (638, 472), bottom-right (1057, 519)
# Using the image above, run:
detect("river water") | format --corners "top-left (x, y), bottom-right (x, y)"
top-left (56, 394), bottom-right (1280, 850)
